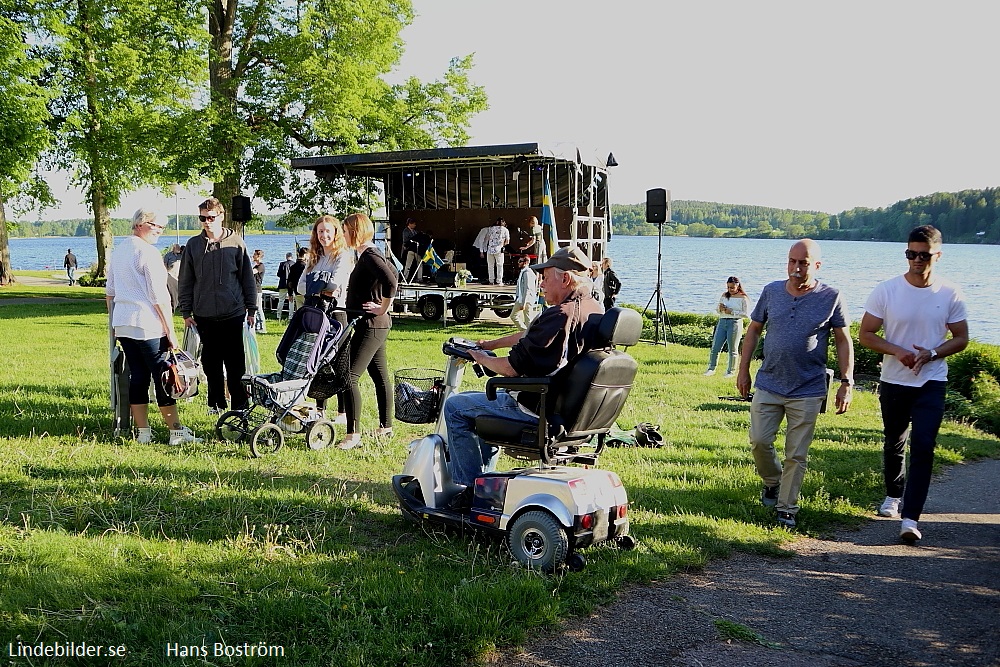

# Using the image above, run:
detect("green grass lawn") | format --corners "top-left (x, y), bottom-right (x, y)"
top-left (1, 286), bottom-right (997, 665)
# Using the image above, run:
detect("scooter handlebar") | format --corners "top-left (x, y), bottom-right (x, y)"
top-left (441, 338), bottom-right (497, 376)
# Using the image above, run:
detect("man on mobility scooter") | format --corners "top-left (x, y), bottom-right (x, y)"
top-left (393, 247), bottom-right (641, 572)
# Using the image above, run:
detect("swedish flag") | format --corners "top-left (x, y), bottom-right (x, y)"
top-left (423, 244), bottom-right (445, 273)
top-left (541, 176), bottom-right (557, 256)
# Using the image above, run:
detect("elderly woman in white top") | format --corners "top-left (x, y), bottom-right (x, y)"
top-left (106, 209), bottom-right (201, 445)
top-left (297, 215), bottom-right (355, 422)
top-left (704, 276), bottom-right (751, 377)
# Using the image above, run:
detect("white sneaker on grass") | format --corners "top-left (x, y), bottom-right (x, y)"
top-left (703, 369), bottom-right (716, 376)
top-left (136, 427), bottom-right (153, 444)
top-left (900, 518), bottom-right (922, 543)
top-left (169, 426), bottom-right (203, 446)
top-left (878, 496), bottom-right (902, 518)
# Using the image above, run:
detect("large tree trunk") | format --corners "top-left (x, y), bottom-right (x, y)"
top-left (80, 0), bottom-right (113, 276)
top-left (209, 0), bottom-right (244, 236)
top-left (0, 198), bottom-right (15, 286)
top-left (91, 183), bottom-right (113, 277)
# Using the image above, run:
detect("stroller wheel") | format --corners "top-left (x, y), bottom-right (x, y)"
top-left (216, 410), bottom-right (249, 443)
top-left (250, 423), bottom-right (284, 457)
top-left (305, 419), bottom-right (336, 450)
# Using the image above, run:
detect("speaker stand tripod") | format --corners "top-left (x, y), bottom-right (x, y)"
top-left (642, 223), bottom-right (673, 346)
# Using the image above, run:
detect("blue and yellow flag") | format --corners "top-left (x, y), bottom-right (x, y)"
top-left (423, 244), bottom-right (445, 273)
top-left (541, 175), bottom-right (557, 256)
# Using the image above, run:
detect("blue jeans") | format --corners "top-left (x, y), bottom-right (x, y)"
top-left (708, 318), bottom-right (743, 373)
top-left (879, 380), bottom-right (947, 521)
top-left (443, 390), bottom-right (539, 486)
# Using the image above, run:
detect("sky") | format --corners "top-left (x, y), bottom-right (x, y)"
top-left (33, 0), bottom-right (1000, 220)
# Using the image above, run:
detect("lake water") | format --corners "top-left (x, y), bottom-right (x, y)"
top-left (9, 234), bottom-right (998, 344)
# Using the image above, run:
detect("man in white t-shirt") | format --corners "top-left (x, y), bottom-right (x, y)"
top-left (860, 225), bottom-right (969, 544)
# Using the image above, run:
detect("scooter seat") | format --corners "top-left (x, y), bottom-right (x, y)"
top-left (475, 416), bottom-right (535, 444)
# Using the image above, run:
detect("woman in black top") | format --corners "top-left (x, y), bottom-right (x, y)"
top-left (338, 212), bottom-right (398, 449)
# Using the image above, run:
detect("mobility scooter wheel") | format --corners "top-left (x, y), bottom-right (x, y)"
top-left (305, 419), bottom-right (335, 450)
top-left (216, 410), bottom-right (249, 443)
top-left (615, 535), bottom-right (637, 551)
top-left (249, 423), bottom-right (284, 457)
top-left (565, 552), bottom-right (587, 572)
top-left (507, 511), bottom-right (569, 573)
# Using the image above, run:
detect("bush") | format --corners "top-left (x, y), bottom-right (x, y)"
top-left (848, 322), bottom-right (883, 377)
top-left (77, 272), bottom-right (106, 287)
top-left (968, 373), bottom-right (1000, 436)
top-left (947, 343), bottom-right (1000, 397)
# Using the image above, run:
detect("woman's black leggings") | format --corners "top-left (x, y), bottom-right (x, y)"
top-left (316, 311), bottom-right (347, 414)
top-left (345, 322), bottom-right (391, 433)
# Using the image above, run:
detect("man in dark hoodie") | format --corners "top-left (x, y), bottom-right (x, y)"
top-left (178, 197), bottom-right (258, 413)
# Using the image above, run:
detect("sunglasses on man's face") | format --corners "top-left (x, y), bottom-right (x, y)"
top-left (199, 213), bottom-right (220, 222)
top-left (904, 249), bottom-right (938, 262)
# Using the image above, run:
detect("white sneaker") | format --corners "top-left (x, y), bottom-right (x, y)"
top-left (724, 371), bottom-right (736, 378)
top-left (703, 369), bottom-right (716, 376)
top-left (136, 427), bottom-right (153, 444)
top-left (169, 426), bottom-right (203, 446)
top-left (878, 496), bottom-right (902, 518)
top-left (900, 518), bottom-right (922, 543)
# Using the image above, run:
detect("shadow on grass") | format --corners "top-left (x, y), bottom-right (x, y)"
top-left (0, 300), bottom-right (105, 320)
top-left (0, 383), bottom-right (133, 440)
top-left (3, 461), bottom-right (395, 546)
top-left (696, 399), bottom-right (752, 413)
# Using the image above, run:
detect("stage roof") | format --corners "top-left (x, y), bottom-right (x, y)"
top-left (290, 142), bottom-right (611, 177)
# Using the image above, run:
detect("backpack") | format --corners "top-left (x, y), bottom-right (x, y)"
top-left (604, 269), bottom-right (621, 297)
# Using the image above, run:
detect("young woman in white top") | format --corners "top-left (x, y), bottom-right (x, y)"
top-left (106, 209), bottom-right (201, 445)
top-left (298, 215), bottom-right (355, 422)
top-left (705, 276), bottom-right (750, 377)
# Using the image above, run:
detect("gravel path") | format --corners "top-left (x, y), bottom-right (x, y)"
top-left (489, 458), bottom-right (1000, 667)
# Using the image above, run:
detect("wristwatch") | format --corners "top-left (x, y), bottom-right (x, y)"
top-left (929, 348), bottom-right (938, 360)
top-left (840, 378), bottom-right (854, 387)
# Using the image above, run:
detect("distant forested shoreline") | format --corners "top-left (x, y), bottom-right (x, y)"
top-left (611, 187), bottom-right (1000, 243)
top-left (11, 187), bottom-right (1000, 243)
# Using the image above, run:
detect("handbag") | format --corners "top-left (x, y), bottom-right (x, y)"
top-left (161, 349), bottom-right (200, 400)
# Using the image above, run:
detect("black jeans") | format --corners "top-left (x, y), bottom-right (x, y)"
top-left (879, 380), bottom-right (947, 521)
top-left (195, 315), bottom-right (248, 410)
top-left (118, 336), bottom-right (173, 407)
top-left (345, 322), bottom-right (391, 433)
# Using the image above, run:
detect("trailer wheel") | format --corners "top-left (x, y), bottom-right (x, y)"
top-left (451, 296), bottom-right (479, 324)
top-left (418, 295), bottom-right (444, 320)
top-left (507, 510), bottom-right (569, 573)
top-left (491, 296), bottom-right (515, 318)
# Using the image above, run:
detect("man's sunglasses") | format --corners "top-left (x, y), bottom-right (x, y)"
top-left (198, 214), bottom-right (220, 222)
top-left (904, 249), bottom-right (938, 261)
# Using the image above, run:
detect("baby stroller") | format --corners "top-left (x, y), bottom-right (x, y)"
top-left (215, 302), bottom-right (354, 457)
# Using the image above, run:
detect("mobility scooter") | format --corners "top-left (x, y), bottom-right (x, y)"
top-left (392, 307), bottom-right (642, 572)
